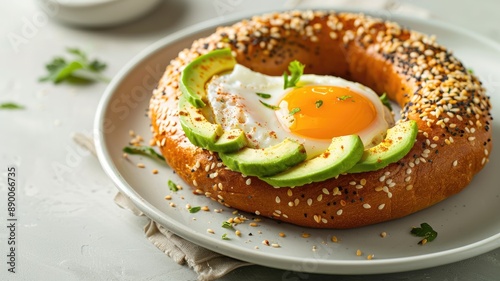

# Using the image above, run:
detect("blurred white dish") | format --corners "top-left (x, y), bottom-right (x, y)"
top-left (37, 0), bottom-right (163, 28)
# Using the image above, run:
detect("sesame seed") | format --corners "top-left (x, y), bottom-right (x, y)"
top-left (137, 163), bottom-right (145, 168)
top-left (322, 188), bottom-right (330, 195)
top-left (336, 209), bottom-right (343, 216)
top-left (367, 254), bottom-right (374, 260)
top-left (406, 185), bottom-right (413, 191)
top-left (246, 178), bottom-right (252, 185)
top-left (249, 222), bottom-right (259, 227)
top-left (275, 196), bottom-right (281, 203)
top-left (378, 204), bottom-right (385, 210)
top-left (235, 230), bottom-right (241, 237)
top-left (307, 198), bottom-right (313, 206)
top-left (164, 195), bottom-right (172, 200)
top-left (255, 210), bottom-right (260, 215)
top-left (356, 249), bottom-right (362, 256)
top-left (279, 232), bottom-right (286, 237)
top-left (317, 194), bottom-right (323, 202)
top-left (169, 202), bottom-right (176, 207)
top-left (380, 232), bottom-right (387, 238)
top-left (302, 233), bottom-right (311, 238)
top-left (453, 160), bottom-right (458, 167)
top-left (331, 236), bottom-right (338, 243)
top-left (271, 243), bottom-right (281, 248)
top-left (363, 203), bottom-right (371, 209)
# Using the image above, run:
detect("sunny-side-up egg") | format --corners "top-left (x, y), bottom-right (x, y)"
top-left (206, 64), bottom-right (394, 159)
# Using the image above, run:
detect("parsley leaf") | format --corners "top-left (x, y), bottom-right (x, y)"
top-left (222, 221), bottom-right (234, 230)
top-left (123, 145), bottom-right (165, 162)
top-left (289, 107), bottom-right (301, 115)
top-left (222, 233), bottom-right (230, 240)
top-left (188, 206), bottom-right (201, 213)
top-left (380, 93), bottom-right (392, 111)
top-left (168, 180), bottom-right (179, 192)
top-left (338, 95), bottom-right (352, 101)
top-left (0, 102), bottom-right (24, 110)
top-left (410, 222), bottom-right (438, 245)
top-left (315, 100), bottom-right (323, 108)
top-left (283, 60), bottom-right (305, 89)
top-left (39, 48), bottom-right (109, 84)
top-left (259, 100), bottom-right (280, 110)
top-left (256, 92), bottom-right (271, 99)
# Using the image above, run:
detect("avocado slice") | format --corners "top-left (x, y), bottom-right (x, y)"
top-left (219, 138), bottom-right (307, 177)
top-left (180, 48), bottom-right (236, 108)
top-left (178, 96), bottom-right (247, 153)
top-left (260, 135), bottom-right (364, 187)
top-left (348, 120), bottom-right (418, 173)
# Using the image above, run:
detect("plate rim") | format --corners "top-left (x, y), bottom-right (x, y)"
top-left (94, 8), bottom-right (500, 275)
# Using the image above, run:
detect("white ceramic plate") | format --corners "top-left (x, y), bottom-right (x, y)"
top-left (94, 11), bottom-right (500, 275)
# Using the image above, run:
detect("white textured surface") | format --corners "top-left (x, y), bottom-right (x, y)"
top-left (0, 0), bottom-right (499, 280)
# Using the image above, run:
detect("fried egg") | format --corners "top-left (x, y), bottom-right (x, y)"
top-left (206, 64), bottom-right (393, 158)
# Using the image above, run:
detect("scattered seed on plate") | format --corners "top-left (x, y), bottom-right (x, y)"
top-left (262, 240), bottom-right (270, 246)
top-left (137, 163), bottom-right (145, 168)
top-left (356, 249), bottom-right (363, 256)
top-left (367, 254), bottom-right (375, 260)
top-left (207, 229), bottom-right (215, 234)
top-left (249, 222), bottom-right (259, 227)
top-left (164, 195), bottom-right (172, 200)
top-left (279, 232), bottom-right (286, 238)
top-left (380, 232), bottom-right (387, 238)
top-left (152, 169), bottom-right (159, 174)
top-left (301, 233), bottom-right (311, 238)
top-left (235, 230), bottom-right (242, 237)
top-left (271, 243), bottom-right (280, 248)
top-left (331, 236), bottom-right (338, 243)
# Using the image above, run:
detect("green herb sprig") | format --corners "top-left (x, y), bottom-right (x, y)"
top-left (39, 48), bottom-right (109, 84)
top-left (283, 60), bottom-right (305, 89)
top-left (123, 146), bottom-right (165, 162)
top-left (188, 206), bottom-right (201, 213)
top-left (259, 100), bottom-right (280, 110)
top-left (168, 180), bottom-right (179, 192)
top-left (0, 102), bottom-right (24, 110)
top-left (410, 223), bottom-right (438, 245)
top-left (380, 93), bottom-right (392, 111)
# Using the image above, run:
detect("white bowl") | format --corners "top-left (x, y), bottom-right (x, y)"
top-left (37, 0), bottom-right (163, 28)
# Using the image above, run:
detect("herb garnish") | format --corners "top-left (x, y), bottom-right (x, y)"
top-left (0, 102), bottom-right (24, 110)
top-left (289, 107), bottom-right (301, 115)
top-left (315, 100), bottom-right (323, 108)
top-left (222, 221), bottom-right (234, 230)
top-left (222, 233), bottom-right (230, 240)
top-left (123, 145), bottom-right (165, 162)
top-left (259, 100), bottom-right (280, 110)
top-left (188, 206), bottom-right (201, 213)
top-left (338, 95), bottom-right (352, 101)
top-left (167, 180), bottom-right (179, 192)
top-left (379, 93), bottom-right (392, 111)
top-left (283, 60), bottom-right (305, 89)
top-left (39, 48), bottom-right (109, 84)
top-left (410, 222), bottom-right (438, 245)
top-left (256, 92), bottom-right (271, 99)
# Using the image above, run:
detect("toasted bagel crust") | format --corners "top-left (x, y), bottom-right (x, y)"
top-left (149, 11), bottom-right (492, 228)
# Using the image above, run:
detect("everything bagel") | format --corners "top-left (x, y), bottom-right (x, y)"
top-left (149, 11), bottom-right (492, 228)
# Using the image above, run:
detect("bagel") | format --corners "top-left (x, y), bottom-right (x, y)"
top-left (149, 10), bottom-right (492, 229)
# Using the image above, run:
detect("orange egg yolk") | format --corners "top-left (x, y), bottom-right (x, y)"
top-left (280, 85), bottom-right (377, 140)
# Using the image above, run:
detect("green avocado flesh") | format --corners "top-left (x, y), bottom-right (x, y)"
top-left (180, 48), bottom-right (236, 108)
top-left (260, 135), bottom-right (364, 187)
top-left (348, 120), bottom-right (418, 173)
top-left (218, 138), bottom-right (307, 177)
top-left (178, 96), bottom-right (247, 153)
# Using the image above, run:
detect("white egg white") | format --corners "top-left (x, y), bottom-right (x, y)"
top-left (206, 64), bottom-right (392, 158)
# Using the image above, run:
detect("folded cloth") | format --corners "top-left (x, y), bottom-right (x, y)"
top-left (73, 133), bottom-right (251, 281)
